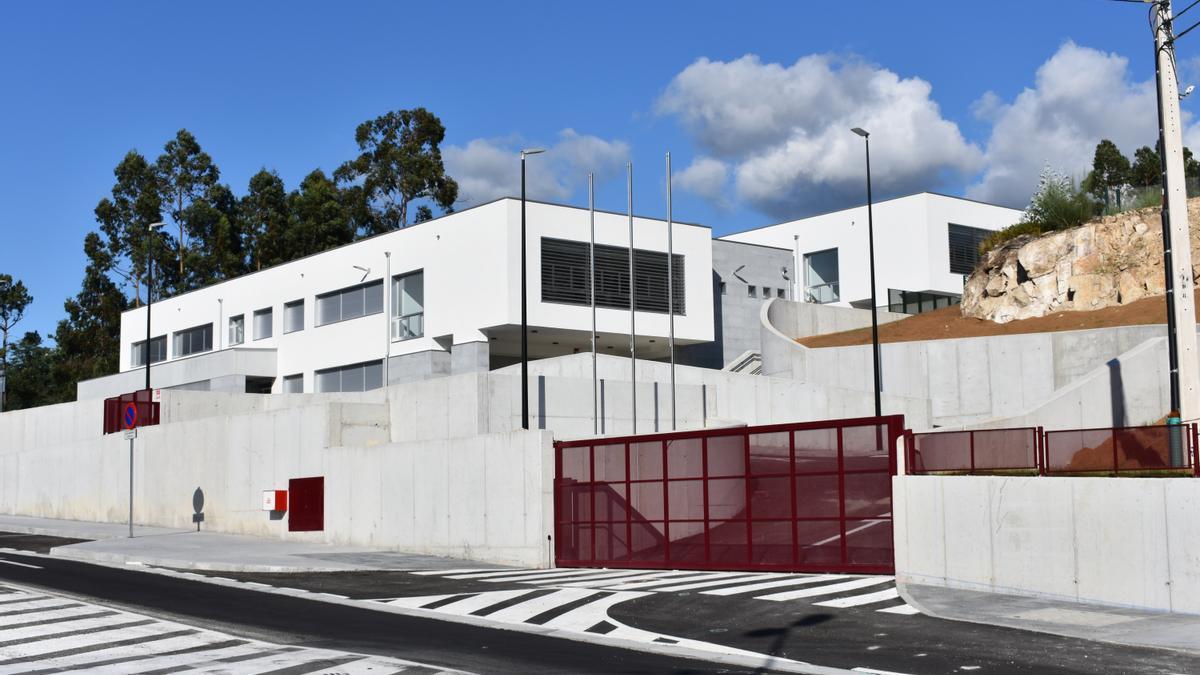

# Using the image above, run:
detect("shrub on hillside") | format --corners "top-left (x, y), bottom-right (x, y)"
top-left (979, 167), bottom-right (1097, 256)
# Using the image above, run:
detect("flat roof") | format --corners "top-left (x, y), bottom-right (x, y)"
top-left (122, 196), bottom-right (711, 315)
top-left (717, 191), bottom-right (1022, 240)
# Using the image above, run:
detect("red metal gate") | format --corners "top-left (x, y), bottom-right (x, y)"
top-left (554, 415), bottom-right (903, 574)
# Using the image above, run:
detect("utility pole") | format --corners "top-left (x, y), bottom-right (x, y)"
top-left (1153, 0), bottom-right (1200, 430)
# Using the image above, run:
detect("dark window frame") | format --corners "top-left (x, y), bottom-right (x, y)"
top-left (540, 237), bottom-right (685, 315)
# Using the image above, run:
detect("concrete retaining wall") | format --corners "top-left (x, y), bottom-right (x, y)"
top-left (0, 395), bottom-right (553, 566)
top-left (894, 475), bottom-right (1200, 613)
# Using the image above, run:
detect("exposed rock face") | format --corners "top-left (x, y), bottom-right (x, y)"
top-left (961, 199), bottom-right (1200, 323)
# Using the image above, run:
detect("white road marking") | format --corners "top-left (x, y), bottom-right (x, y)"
top-left (878, 604), bottom-right (922, 615)
top-left (483, 588), bottom-right (601, 622)
top-left (498, 569), bottom-right (653, 585)
top-left (554, 571), bottom-right (704, 588)
top-left (411, 568), bottom-right (500, 576)
top-left (413, 588), bottom-right (539, 616)
top-left (701, 574), bottom-right (843, 596)
top-left (757, 577), bottom-right (894, 602)
top-left (814, 587), bottom-right (900, 608)
top-left (630, 572), bottom-right (782, 592)
top-left (0, 559), bottom-right (41, 570)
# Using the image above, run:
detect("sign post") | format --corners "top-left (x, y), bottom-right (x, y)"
top-left (122, 402), bottom-right (138, 538)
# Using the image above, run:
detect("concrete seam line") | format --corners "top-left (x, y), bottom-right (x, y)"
top-left (2, 549), bottom-right (849, 674)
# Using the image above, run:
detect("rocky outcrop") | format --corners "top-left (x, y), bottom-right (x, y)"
top-left (961, 199), bottom-right (1200, 323)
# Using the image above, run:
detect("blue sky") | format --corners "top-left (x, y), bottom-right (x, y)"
top-left (0, 0), bottom-right (1190, 339)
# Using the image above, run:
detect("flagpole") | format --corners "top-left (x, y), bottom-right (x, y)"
top-left (666, 152), bottom-right (677, 431)
top-left (589, 173), bottom-right (598, 435)
top-left (628, 162), bottom-right (637, 434)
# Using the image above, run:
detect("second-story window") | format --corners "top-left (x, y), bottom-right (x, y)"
top-left (254, 307), bottom-right (273, 340)
top-left (317, 280), bottom-right (384, 326)
top-left (173, 323), bottom-right (213, 358)
top-left (392, 270), bottom-right (424, 341)
top-left (228, 315), bottom-right (244, 346)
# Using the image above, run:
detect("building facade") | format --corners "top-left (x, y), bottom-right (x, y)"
top-left (719, 192), bottom-right (1022, 313)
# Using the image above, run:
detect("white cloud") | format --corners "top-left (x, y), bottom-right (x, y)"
top-left (444, 129), bottom-right (630, 207)
top-left (674, 157), bottom-right (730, 207)
top-left (967, 42), bottom-right (1174, 207)
top-left (656, 54), bottom-right (983, 217)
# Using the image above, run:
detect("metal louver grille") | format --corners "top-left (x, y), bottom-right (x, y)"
top-left (948, 223), bottom-right (990, 275)
top-left (541, 237), bottom-right (685, 315)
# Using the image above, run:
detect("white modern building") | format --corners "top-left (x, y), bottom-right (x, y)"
top-left (720, 192), bottom-right (1022, 314)
top-left (79, 198), bottom-right (713, 398)
top-left (77, 192), bottom-right (1022, 400)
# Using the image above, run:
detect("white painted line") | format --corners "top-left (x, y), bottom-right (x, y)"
top-left (450, 568), bottom-right (600, 582)
top-left (413, 568), bottom-right (516, 576)
top-left (601, 572), bottom-right (744, 591)
top-left (11, 637), bottom-right (254, 675)
top-left (543, 591), bottom-right (649, 632)
top-left (0, 598), bottom-right (84, 615)
top-left (852, 667), bottom-right (914, 675)
top-left (0, 559), bottom-right (42, 569)
top-left (877, 603), bottom-right (922, 615)
top-left (756, 577), bottom-right (893, 602)
top-left (0, 604), bottom-right (100, 627)
top-left (702, 574), bottom-right (843, 596)
top-left (540, 571), bottom-right (690, 588)
top-left (409, 589), bottom-right (537, 616)
top-left (629, 572), bottom-right (782, 592)
top-left (484, 588), bottom-right (601, 623)
top-left (814, 587), bottom-right (900, 608)
top-left (382, 593), bottom-right (459, 609)
top-left (489, 569), bottom-right (651, 584)
top-left (0, 614), bottom-right (158, 643)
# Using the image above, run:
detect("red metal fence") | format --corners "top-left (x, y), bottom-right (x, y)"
top-left (909, 427), bottom-right (1042, 474)
top-left (908, 424), bottom-right (1198, 476)
top-left (102, 389), bottom-right (160, 435)
top-left (554, 415), bottom-right (904, 575)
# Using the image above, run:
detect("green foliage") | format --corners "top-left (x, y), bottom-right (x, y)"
top-left (335, 108), bottom-right (458, 232)
top-left (156, 129), bottom-right (220, 290)
top-left (1131, 146), bottom-right (1160, 187)
top-left (978, 221), bottom-right (1044, 257)
top-left (4, 331), bottom-right (58, 411)
top-left (1089, 139), bottom-right (1130, 208)
top-left (979, 167), bottom-right (1095, 256)
top-left (287, 170), bottom-right (356, 258)
top-left (242, 169), bottom-right (291, 270)
top-left (0, 274), bottom-right (33, 375)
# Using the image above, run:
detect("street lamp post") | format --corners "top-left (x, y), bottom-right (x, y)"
top-left (520, 149), bottom-right (545, 430)
top-left (851, 128), bottom-right (882, 417)
top-left (145, 222), bottom-right (165, 391)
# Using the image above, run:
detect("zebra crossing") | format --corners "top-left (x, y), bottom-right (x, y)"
top-left (0, 582), bottom-right (463, 674)
top-left (404, 566), bottom-right (921, 615)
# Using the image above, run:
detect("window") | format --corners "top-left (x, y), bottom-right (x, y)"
top-left (131, 336), bottom-right (167, 367)
top-left (804, 248), bottom-right (840, 304)
top-left (317, 280), bottom-right (384, 326)
top-left (284, 300), bottom-right (304, 334)
top-left (173, 323), bottom-right (213, 358)
top-left (888, 288), bottom-right (961, 315)
top-left (777, 288), bottom-right (786, 298)
top-left (315, 360), bottom-right (384, 393)
top-left (748, 285), bottom-right (756, 298)
top-left (392, 270), bottom-right (424, 341)
top-left (948, 223), bottom-right (990, 275)
top-left (228, 315), bottom-right (244, 346)
top-left (254, 308), bottom-right (273, 340)
top-left (282, 373), bottom-right (304, 394)
top-left (540, 238), bottom-right (685, 314)
top-left (763, 287), bottom-right (772, 298)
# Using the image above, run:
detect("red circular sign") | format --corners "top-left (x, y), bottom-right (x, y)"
top-left (122, 402), bottom-right (139, 429)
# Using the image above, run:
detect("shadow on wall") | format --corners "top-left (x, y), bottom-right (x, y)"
top-left (1108, 358), bottom-right (1126, 428)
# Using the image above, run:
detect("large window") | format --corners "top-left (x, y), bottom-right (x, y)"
top-left (392, 270), bottom-right (424, 341)
top-left (173, 323), bottom-right (213, 358)
top-left (254, 307), bottom-right (273, 340)
top-left (888, 289), bottom-right (960, 315)
top-left (228, 315), bottom-right (244, 346)
top-left (948, 223), bottom-right (990, 275)
top-left (803, 248), bottom-right (839, 304)
top-left (284, 299), bottom-right (305, 334)
top-left (315, 360), bottom-right (384, 393)
top-left (131, 335), bottom-right (167, 367)
top-left (317, 280), bottom-right (384, 326)
top-left (540, 237), bottom-right (685, 314)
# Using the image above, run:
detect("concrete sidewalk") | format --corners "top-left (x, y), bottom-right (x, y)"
top-left (0, 514), bottom-right (512, 573)
top-left (902, 581), bottom-right (1200, 656)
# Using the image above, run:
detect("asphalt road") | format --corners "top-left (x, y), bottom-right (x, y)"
top-left (0, 548), bottom-right (748, 674)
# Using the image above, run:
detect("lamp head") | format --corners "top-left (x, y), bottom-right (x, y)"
top-left (148, 221), bottom-right (165, 230)
top-left (851, 127), bottom-right (869, 138)
top-left (520, 148), bottom-right (546, 158)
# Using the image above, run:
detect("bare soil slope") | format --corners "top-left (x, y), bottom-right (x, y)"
top-left (798, 289), bottom-right (1199, 349)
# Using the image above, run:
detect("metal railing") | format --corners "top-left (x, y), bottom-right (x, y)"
top-left (391, 313), bottom-right (423, 341)
top-left (907, 423), bottom-right (1199, 477)
top-left (804, 281), bottom-right (840, 304)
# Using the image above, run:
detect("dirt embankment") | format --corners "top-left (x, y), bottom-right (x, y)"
top-left (797, 289), bottom-right (1199, 349)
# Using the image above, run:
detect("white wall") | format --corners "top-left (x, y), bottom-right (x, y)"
top-left (894, 475), bottom-right (1200, 614)
top-left (116, 198), bottom-right (714, 394)
top-left (0, 391), bottom-right (553, 567)
top-left (721, 193), bottom-right (1021, 307)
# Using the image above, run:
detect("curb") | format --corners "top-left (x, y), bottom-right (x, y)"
top-left (47, 545), bottom-right (404, 574)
